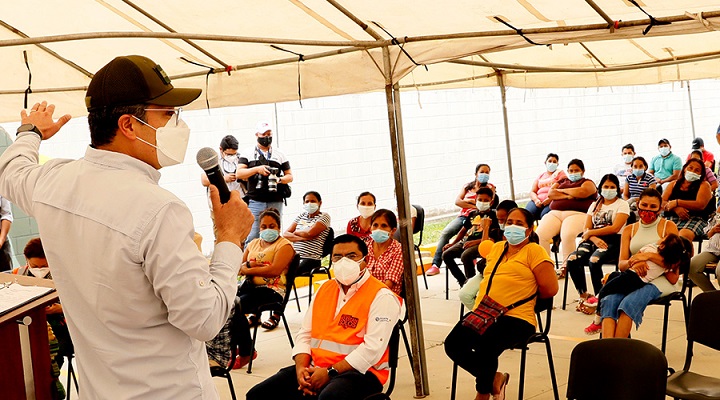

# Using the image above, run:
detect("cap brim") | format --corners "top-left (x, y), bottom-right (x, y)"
top-left (150, 87), bottom-right (202, 107)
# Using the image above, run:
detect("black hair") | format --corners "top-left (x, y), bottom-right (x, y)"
top-left (303, 191), bottom-right (322, 202)
top-left (592, 174), bottom-right (621, 212)
top-left (506, 208), bottom-right (540, 244)
top-left (622, 143), bottom-right (635, 152)
top-left (474, 163), bottom-right (490, 174)
top-left (631, 156), bottom-right (648, 169)
top-left (370, 209), bottom-right (398, 230)
top-left (88, 105), bottom-right (146, 147)
top-left (333, 233), bottom-right (368, 257)
top-left (23, 238), bottom-right (45, 260)
top-left (476, 187), bottom-right (494, 199)
top-left (673, 159), bottom-right (706, 195)
top-left (496, 200), bottom-right (518, 213)
top-left (638, 187), bottom-right (663, 203)
top-left (546, 153), bottom-right (559, 162)
top-left (657, 233), bottom-right (693, 272)
top-left (568, 158), bottom-right (585, 171)
top-left (357, 191), bottom-right (376, 205)
top-left (259, 207), bottom-right (281, 227)
top-left (690, 150), bottom-right (704, 160)
top-left (220, 135), bottom-right (239, 151)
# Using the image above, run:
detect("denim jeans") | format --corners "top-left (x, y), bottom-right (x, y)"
top-left (599, 283), bottom-right (661, 328)
top-left (246, 199), bottom-right (284, 245)
top-left (431, 216), bottom-right (466, 267)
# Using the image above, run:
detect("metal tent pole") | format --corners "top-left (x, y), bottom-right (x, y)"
top-left (383, 46), bottom-right (430, 398)
top-left (497, 71), bottom-right (516, 200)
top-left (687, 81), bottom-right (696, 139)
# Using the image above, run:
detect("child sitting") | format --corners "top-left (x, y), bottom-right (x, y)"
top-left (597, 233), bottom-right (692, 300)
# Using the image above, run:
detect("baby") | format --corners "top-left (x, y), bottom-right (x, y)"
top-left (598, 233), bottom-right (692, 300)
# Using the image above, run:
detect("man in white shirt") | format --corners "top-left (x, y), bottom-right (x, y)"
top-left (0, 55), bottom-right (253, 400)
top-left (246, 234), bottom-right (403, 400)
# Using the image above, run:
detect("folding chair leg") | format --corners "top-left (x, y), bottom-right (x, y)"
top-left (445, 266), bottom-right (449, 300)
top-left (562, 269), bottom-right (570, 310)
top-left (450, 362), bottom-right (459, 400)
top-left (293, 285), bottom-right (301, 312)
top-left (226, 375), bottom-right (237, 400)
top-left (307, 275), bottom-right (314, 305)
top-left (66, 355), bottom-right (78, 399)
top-left (247, 325), bottom-right (260, 374)
top-left (399, 323), bottom-right (413, 368)
top-left (660, 303), bottom-right (670, 354)
top-left (416, 245), bottom-right (428, 290)
top-left (544, 339), bottom-right (560, 400)
top-left (519, 348), bottom-right (528, 400)
top-left (282, 314), bottom-right (294, 348)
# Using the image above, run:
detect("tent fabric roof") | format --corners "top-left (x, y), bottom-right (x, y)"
top-left (2, 0), bottom-right (720, 122)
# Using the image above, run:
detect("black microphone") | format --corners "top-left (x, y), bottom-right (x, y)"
top-left (197, 147), bottom-right (231, 204)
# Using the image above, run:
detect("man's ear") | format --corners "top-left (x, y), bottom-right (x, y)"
top-left (117, 114), bottom-right (137, 140)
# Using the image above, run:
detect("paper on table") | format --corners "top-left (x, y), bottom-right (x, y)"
top-left (0, 283), bottom-right (55, 316)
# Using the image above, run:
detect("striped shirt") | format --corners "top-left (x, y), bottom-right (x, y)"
top-left (625, 173), bottom-right (657, 199)
top-left (292, 212), bottom-right (331, 260)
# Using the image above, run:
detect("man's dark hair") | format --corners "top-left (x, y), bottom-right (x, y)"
top-left (622, 143), bottom-right (635, 152)
top-left (220, 135), bottom-right (239, 151)
top-left (476, 187), bottom-right (494, 198)
top-left (88, 105), bottom-right (146, 147)
top-left (333, 234), bottom-right (368, 257)
top-left (23, 238), bottom-right (45, 260)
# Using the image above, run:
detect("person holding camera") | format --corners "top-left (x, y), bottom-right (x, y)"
top-left (236, 121), bottom-right (294, 244)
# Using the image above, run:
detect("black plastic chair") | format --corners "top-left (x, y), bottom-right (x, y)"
top-left (247, 254), bottom-right (300, 374)
top-left (666, 291), bottom-right (720, 400)
top-left (450, 296), bottom-right (559, 400)
top-left (292, 227), bottom-right (334, 311)
top-left (363, 321), bottom-right (402, 400)
top-left (210, 318), bottom-right (241, 400)
top-left (412, 205), bottom-right (428, 290)
top-left (567, 338), bottom-right (668, 400)
top-left (647, 265), bottom-right (691, 354)
top-left (561, 259), bottom-right (618, 310)
top-left (65, 353), bottom-right (79, 399)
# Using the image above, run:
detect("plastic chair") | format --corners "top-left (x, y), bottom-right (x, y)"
top-left (210, 318), bottom-right (241, 400)
top-left (450, 296), bottom-right (559, 400)
top-left (412, 205), bottom-right (428, 290)
top-left (65, 353), bottom-right (79, 399)
top-left (647, 264), bottom-right (691, 354)
top-left (666, 291), bottom-right (720, 400)
top-left (247, 254), bottom-right (300, 374)
top-left (567, 338), bottom-right (667, 400)
top-left (291, 227), bottom-right (334, 311)
top-left (363, 321), bottom-right (402, 400)
top-left (561, 259), bottom-right (618, 311)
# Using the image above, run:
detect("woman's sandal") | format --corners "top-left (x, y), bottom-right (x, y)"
top-left (261, 314), bottom-right (280, 331)
top-left (577, 302), bottom-right (597, 315)
top-left (247, 314), bottom-right (260, 328)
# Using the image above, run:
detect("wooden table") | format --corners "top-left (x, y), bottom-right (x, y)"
top-left (0, 273), bottom-right (58, 400)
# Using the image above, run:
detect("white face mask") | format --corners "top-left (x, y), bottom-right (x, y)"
top-left (29, 267), bottom-right (50, 279)
top-left (134, 113), bottom-right (191, 167)
top-left (303, 203), bottom-right (319, 214)
top-left (358, 205), bottom-right (375, 219)
top-left (333, 257), bottom-right (364, 286)
top-left (476, 201), bottom-right (491, 212)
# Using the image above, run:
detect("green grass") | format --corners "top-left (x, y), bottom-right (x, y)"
top-left (416, 216), bottom-right (455, 245)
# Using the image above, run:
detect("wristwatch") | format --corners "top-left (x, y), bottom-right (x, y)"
top-left (327, 366), bottom-right (339, 378)
top-left (17, 123), bottom-right (43, 139)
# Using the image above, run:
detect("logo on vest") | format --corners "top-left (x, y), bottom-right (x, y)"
top-left (338, 314), bottom-right (359, 329)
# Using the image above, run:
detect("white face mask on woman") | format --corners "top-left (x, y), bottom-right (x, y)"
top-left (358, 205), bottom-right (375, 219)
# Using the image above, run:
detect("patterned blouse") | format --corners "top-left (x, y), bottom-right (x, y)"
top-left (347, 216), bottom-right (372, 239)
top-left (363, 237), bottom-right (404, 295)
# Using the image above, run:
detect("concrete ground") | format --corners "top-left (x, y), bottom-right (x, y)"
top-left (60, 267), bottom-right (718, 399)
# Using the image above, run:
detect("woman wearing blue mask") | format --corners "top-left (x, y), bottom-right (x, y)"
top-left (445, 208), bottom-right (558, 400)
top-left (622, 156), bottom-right (657, 203)
top-left (661, 158), bottom-right (714, 241)
top-left (284, 191), bottom-right (332, 277)
top-left (536, 159), bottom-right (598, 278)
top-left (428, 163), bottom-right (497, 276)
top-left (566, 174), bottom-right (630, 321)
top-left (363, 209), bottom-right (403, 295)
top-left (526, 153), bottom-right (567, 220)
top-left (206, 208), bottom-right (295, 370)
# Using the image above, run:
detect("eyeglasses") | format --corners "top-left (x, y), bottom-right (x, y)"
top-left (331, 253), bottom-right (364, 262)
top-left (144, 107), bottom-right (182, 127)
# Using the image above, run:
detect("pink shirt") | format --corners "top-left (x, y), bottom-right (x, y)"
top-left (534, 170), bottom-right (567, 202)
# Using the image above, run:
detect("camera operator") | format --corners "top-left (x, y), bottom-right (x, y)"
top-left (236, 121), bottom-right (293, 244)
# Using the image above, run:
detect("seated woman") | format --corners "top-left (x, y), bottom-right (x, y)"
top-left (689, 212), bottom-right (720, 292)
top-left (623, 156), bottom-right (656, 203)
top-left (347, 191), bottom-right (376, 239)
top-left (428, 163), bottom-right (496, 276)
top-left (526, 153), bottom-right (566, 220)
top-left (536, 159), bottom-right (597, 275)
top-left (689, 150), bottom-right (719, 192)
top-left (206, 208), bottom-right (295, 369)
top-left (284, 191), bottom-right (332, 275)
top-left (662, 158), bottom-right (714, 241)
top-left (598, 188), bottom-right (680, 338)
top-left (567, 174), bottom-right (629, 313)
top-left (442, 187), bottom-right (501, 287)
top-left (445, 208), bottom-right (558, 400)
top-left (364, 209), bottom-right (403, 295)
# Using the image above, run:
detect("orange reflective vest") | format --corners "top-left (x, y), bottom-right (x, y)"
top-left (310, 275), bottom-right (394, 384)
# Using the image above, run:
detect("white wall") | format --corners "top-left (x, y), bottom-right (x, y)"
top-left (2, 79), bottom-right (720, 257)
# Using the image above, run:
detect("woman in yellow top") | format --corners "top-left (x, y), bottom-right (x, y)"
top-left (444, 208), bottom-right (558, 400)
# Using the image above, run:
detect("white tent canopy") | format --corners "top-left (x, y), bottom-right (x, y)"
top-left (2, 1), bottom-right (720, 122)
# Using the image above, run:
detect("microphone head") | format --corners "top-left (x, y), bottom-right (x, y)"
top-left (196, 147), bottom-right (219, 170)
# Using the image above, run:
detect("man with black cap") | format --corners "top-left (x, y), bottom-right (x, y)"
top-left (689, 137), bottom-right (715, 171)
top-left (0, 55), bottom-right (252, 399)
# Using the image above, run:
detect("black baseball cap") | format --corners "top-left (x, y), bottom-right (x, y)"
top-left (85, 55), bottom-right (201, 111)
top-left (692, 137), bottom-right (704, 149)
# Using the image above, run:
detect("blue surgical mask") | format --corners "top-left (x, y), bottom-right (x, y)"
top-left (503, 225), bottom-right (528, 245)
top-left (632, 169), bottom-right (645, 178)
top-left (546, 162), bottom-right (558, 172)
top-left (370, 229), bottom-right (390, 243)
top-left (623, 154), bottom-right (634, 164)
top-left (567, 172), bottom-right (582, 182)
top-left (685, 171), bottom-right (701, 182)
top-left (476, 173), bottom-right (490, 184)
top-left (601, 189), bottom-right (617, 200)
top-left (659, 147), bottom-right (670, 157)
top-left (303, 203), bottom-right (319, 214)
top-left (259, 229), bottom-right (279, 243)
